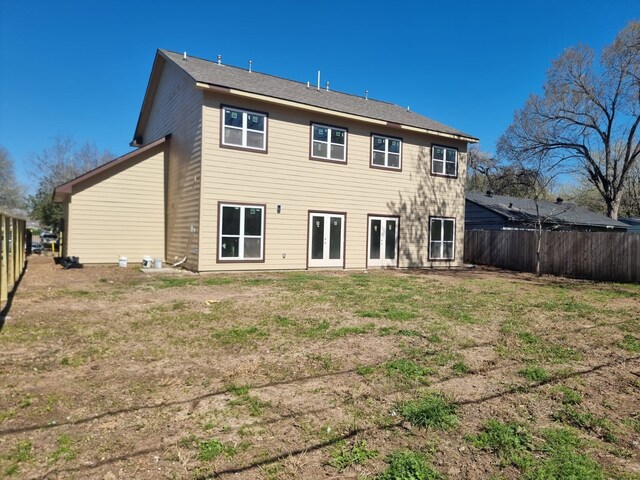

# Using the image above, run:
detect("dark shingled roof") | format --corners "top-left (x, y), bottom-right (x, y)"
top-left (160, 49), bottom-right (477, 141)
top-left (466, 192), bottom-right (629, 230)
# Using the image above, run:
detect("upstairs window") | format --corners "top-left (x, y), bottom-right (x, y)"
top-left (371, 134), bottom-right (402, 170)
top-left (429, 217), bottom-right (455, 260)
top-left (222, 106), bottom-right (267, 151)
top-left (311, 124), bottom-right (347, 162)
top-left (432, 145), bottom-right (457, 177)
top-left (219, 203), bottom-right (265, 261)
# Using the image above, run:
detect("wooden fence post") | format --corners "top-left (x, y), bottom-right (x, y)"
top-left (0, 212), bottom-right (28, 313)
top-left (1, 213), bottom-right (6, 305)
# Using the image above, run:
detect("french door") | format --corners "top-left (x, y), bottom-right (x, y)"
top-left (308, 212), bottom-right (345, 267)
top-left (368, 216), bottom-right (399, 267)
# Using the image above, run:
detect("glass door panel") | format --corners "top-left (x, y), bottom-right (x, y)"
top-left (368, 216), bottom-right (398, 267)
top-left (308, 213), bottom-right (344, 267)
top-left (311, 216), bottom-right (325, 260)
top-left (369, 219), bottom-right (381, 259)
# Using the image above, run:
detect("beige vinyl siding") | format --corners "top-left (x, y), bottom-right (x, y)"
top-left (142, 59), bottom-right (203, 270)
top-left (199, 92), bottom-right (466, 271)
top-left (65, 147), bottom-right (165, 264)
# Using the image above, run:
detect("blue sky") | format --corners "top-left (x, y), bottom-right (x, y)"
top-left (0, 0), bottom-right (637, 191)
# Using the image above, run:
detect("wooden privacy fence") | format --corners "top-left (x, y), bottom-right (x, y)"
top-left (1, 211), bottom-right (27, 312)
top-left (464, 230), bottom-right (640, 283)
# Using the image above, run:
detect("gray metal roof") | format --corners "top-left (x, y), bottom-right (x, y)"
top-left (160, 49), bottom-right (477, 141)
top-left (466, 191), bottom-right (629, 230)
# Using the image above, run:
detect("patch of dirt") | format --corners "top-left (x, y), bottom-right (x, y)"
top-left (0, 256), bottom-right (638, 479)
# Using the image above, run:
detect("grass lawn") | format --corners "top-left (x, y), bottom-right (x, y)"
top-left (1, 256), bottom-right (639, 479)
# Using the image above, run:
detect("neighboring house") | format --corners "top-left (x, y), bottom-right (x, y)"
top-left (466, 192), bottom-right (629, 232)
top-left (619, 217), bottom-right (640, 233)
top-left (54, 49), bottom-right (478, 271)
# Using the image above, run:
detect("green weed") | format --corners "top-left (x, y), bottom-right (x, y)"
top-left (156, 277), bottom-right (198, 288)
top-left (198, 438), bottom-right (236, 461)
top-left (519, 366), bottom-right (551, 383)
top-left (553, 406), bottom-right (617, 443)
top-left (212, 326), bottom-right (268, 345)
top-left (619, 335), bottom-right (640, 353)
top-left (203, 277), bottom-right (233, 286)
top-left (469, 419), bottom-right (533, 468)
top-left (451, 361), bottom-right (471, 375)
top-left (328, 439), bottom-right (378, 471)
top-left (226, 383), bottom-right (270, 417)
top-left (356, 308), bottom-right (417, 321)
top-left (527, 428), bottom-right (604, 479)
top-left (50, 434), bottom-right (76, 463)
top-left (401, 392), bottom-right (458, 430)
top-left (385, 359), bottom-right (434, 383)
top-left (377, 450), bottom-right (443, 480)
top-left (554, 385), bottom-right (582, 405)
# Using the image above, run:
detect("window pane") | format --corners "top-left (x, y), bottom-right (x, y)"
top-left (329, 217), bottom-right (342, 259)
top-left (446, 148), bottom-right (456, 162)
top-left (311, 216), bottom-right (324, 259)
top-left (222, 206), bottom-right (241, 235)
top-left (445, 161), bottom-right (456, 176)
top-left (372, 151), bottom-right (385, 165)
top-left (433, 146), bottom-right (444, 160)
top-left (313, 142), bottom-right (327, 158)
top-left (373, 136), bottom-right (385, 151)
top-left (330, 145), bottom-right (345, 160)
top-left (388, 154), bottom-right (400, 168)
top-left (443, 220), bottom-right (454, 241)
top-left (313, 126), bottom-right (328, 142)
top-left (331, 129), bottom-right (345, 145)
top-left (385, 220), bottom-right (396, 260)
top-left (224, 109), bottom-right (243, 127)
top-left (389, 139), bottom-right (400, 153)
top-left (431, 219), bottom-right (442, 241)
top-left (224, 127), bottom-right (242, 146)
top-left (430, 241), bottom-right (441, 259)
top-left (244, 238), bottom-right (261, 258)
top-left (247, 114), bottom-right (264, 131)
top-left (246, 131), bottom-right (264, 149)
top-left (221, 237), bottom-right (239, 257)
top-left (433, 159), bottom-right (444, 174)
top-left (370, 219), bottom-right (381, 259)
top-left (244, 207), bottom-right (262, 236)
top-left (443, 242), bottom-right (454, 259)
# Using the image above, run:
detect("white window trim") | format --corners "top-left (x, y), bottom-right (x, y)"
top-left (219, 203), bottom-right (265, 261)
top-left (311, 123), bottom-right (347, 162)
top-left (371, 135), bottom-right (402, 170)
top-left (222, 106), bottom-right (267, 151)
top-left (431, 145), bottom-right (458, 177)
top-left (429, 217), bottom-right (455, 260)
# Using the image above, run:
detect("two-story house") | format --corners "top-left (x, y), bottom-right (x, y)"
top-left (54, 49), bottom-right (478, 271)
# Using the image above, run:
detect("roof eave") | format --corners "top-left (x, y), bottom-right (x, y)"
top-left (195, 82), bottom-right (479, 143)
top-left (53, 135), bottom-right (170, 203)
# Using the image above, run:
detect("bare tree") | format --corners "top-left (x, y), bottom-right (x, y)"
top-left (467, 145), bottom-right (551, 198)
top-left (498, 20), bottom-right (640, 219)
top-left (29, 136), bottom-right (112, 229)
top-left (0, 146), bottom-right (26, 214)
